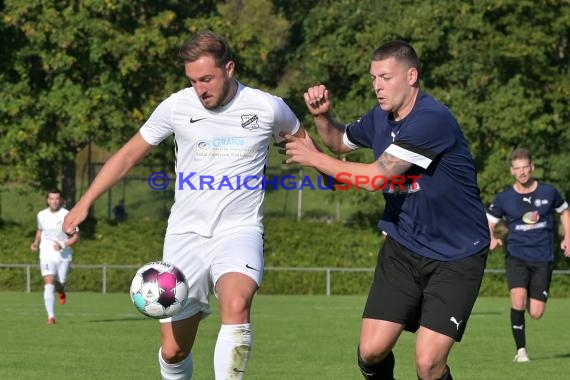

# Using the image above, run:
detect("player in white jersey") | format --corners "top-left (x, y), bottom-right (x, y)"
top-left (63, 31), bottom-right (305, 379)
top-left (30, 189), bottom-right (79, 324)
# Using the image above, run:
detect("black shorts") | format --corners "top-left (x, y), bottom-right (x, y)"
top-left (506, 255), bottom-right (553, 302)
top-left (363, 236), bottom-right (488, 342)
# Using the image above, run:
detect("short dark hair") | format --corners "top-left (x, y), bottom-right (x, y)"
top-left (47, 189), bottom-right (62, 197)
top-left (371, 40), bottom-right (421, 79)
top-left (179, 30), bottom-right (233, 68)
top-left (510, 148), bottom-right (532, 164)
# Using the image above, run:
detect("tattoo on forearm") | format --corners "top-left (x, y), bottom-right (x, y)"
top-left (376, 152), bottom-right (412, 176)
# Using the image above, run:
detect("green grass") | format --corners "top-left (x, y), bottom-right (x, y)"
top-left (2, 293), bottom-right (570, 379)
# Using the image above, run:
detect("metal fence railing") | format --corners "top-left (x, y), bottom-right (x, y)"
top-left (3, 264), bottom-right (570, 296)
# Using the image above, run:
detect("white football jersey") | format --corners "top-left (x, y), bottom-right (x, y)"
top-left (37, 208), bottom-right (73, 261)
top-left (140, 82), bottom-right (300, 236)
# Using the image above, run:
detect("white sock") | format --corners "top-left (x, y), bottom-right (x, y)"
top-left (44, 284), bottom-right (55, 318)
top-left (214, 323), bottom-right (253, 380)
top-left (158, 347), bottom-right (193, 380)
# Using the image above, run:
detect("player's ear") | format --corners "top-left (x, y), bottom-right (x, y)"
top-left (408, 67), bottom-right (418, 86)
top-left (225, 60), bottom-right (235, 77)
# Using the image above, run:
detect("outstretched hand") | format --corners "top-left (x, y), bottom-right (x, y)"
top-left (280, 131), bottom-right (320, 167)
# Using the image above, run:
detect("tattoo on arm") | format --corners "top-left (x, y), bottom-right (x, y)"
top-left (376, 152), bottom-right (412, 176)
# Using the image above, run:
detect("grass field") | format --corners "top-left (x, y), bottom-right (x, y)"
top-left (2, 294), bottom-right (570, 379)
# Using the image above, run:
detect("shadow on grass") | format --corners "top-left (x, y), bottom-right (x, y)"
top-left (471, 311), bottom-right (503, 316)
top-left (524, 352), bottom-right (570, 360)
top-left (87, 316), bottom-right (150, 323)
top-left (542, 352), bottom-right (570, 359)
top-left (550, 352), bottom-right (570, 359)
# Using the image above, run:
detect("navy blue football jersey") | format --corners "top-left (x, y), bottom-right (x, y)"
top-left (345, 92), bottom-right (490, 261)
top-left (487, 182), bottom-right (568, 262)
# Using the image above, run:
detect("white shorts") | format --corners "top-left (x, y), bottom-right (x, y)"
top-left (160, 227), bottom-right (264, 323)
top-left (40, 259), bottom-right (71, 283)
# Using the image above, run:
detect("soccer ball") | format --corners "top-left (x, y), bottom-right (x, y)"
top-left (130, 261), bottom-right (189, 319)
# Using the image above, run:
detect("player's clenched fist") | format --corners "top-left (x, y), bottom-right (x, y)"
top-left (304, 85), bottom-right (331, 116)
top-left (62, 203), bottom-right (87, 236)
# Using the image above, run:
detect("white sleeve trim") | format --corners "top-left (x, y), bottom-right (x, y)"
top-left (556, 201), bottom-right (569, 214)
top-left (139, 128), bottom-right (162, 146)
top-left (342, 132), bottom-right (360, 151)
top-left (138, 95), bottom-right (177, 146)
top-left (270, 94), bottom-right (301, 143)
top-left (486, 213), bottom-right (501, 224)
top-left (384, 144), bottom-right (431, 169)
top-left (290, 121), bottom-right (301, 137)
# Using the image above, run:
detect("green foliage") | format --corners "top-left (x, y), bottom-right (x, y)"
top-left (174, 0), bottom-right (292, 90)
top-left (0, 0), bottom-right (297, 206)
top-left (264, 217), bottom-right (381, 267)
top-left (279, 0), bottom-right (570, 207)
top-left (4, 216), bottom-right (570, 296)
top-left (1, 1), bottom-right (192, 200)
top-left (2, 1), bottom-right (570, 296)
top-left (3, 0), bottom-right (569, 212)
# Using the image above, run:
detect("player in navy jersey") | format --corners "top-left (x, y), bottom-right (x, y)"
top-left (63, 31), bottom-right (306, 380)
top-left (283, 40), bottom-right (489, 380)
top-left (487, 148), bottom-right (570, 363)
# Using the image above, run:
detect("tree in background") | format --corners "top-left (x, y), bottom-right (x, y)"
top-left (280, 0), bottom-right (570, 212)
top-left (1, 0), bottom-right (568, 218)
top-left (0, 0), bottom-right (302, 222)
top-left (0, 0), bottom-right (217, 206)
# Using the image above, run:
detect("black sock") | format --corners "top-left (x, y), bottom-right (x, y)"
top-left (440, 365), bottom-right (452, 380)
top-left (417, 365), bottom-right (452, 380)
top-left (357, 347), bottom-right (395, 380)
top-left (511, 308), bottom-right (526, 349)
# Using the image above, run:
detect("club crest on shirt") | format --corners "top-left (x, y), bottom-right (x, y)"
top-left (387, 181), bottom-right (421, 195)
top-left (522, 211), bottom-right (540, 224)
top-left (241, 114), bottom-right (259, 130)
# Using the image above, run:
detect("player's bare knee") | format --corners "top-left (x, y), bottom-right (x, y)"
top-left (160, 345), bottom-right (190, 364)
top-left (529, 310), bottom-right (544, 320)
top-left (415, 355), bottom-right (445, 380)
top-left (221, 296), bottom-right (251, 318)
top-left (358, 342), bottom-right (390, 363)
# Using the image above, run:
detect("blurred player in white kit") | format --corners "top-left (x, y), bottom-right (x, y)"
top-left (31, 189), bottom-right (79, 324)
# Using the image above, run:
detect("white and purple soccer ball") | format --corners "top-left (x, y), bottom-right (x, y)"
top-left (130, 261), bottom-right (189, 319)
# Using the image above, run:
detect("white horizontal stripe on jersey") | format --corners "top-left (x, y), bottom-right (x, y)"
top-left (384, 144), bottom-right (431, 169)
top-left (556, 201), bottom-right (569, 214)
top-left (486, 213), bottom-right (501, 224)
